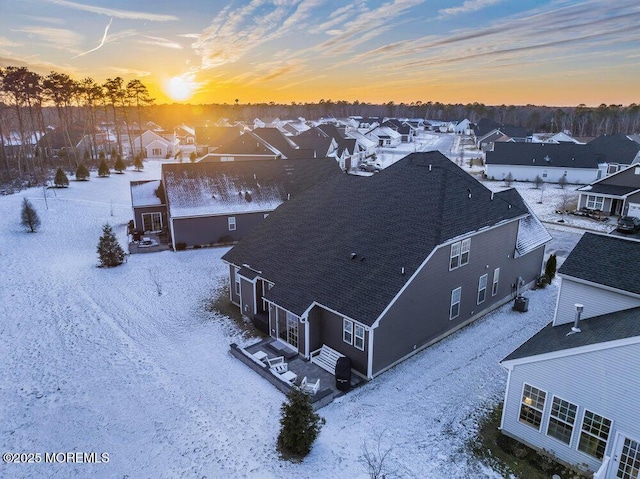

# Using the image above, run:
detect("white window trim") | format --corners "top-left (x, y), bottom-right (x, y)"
top-left (228, 216), bottom-right (236, 231)
top-left (577, 408), bottom-right (612, 460)
top-left (546, 395), bottom-right (578, 445)
top-left (450, 287), bottom-right (461, 320)
top-left (519, 383), bottom-right (547, 431)
top-left (141, 211), bottom-right (162, 233)
top-left (354, 324), bottom-right (365, 351)
top-left (234, 268), bottom-right (240, 296)
top-left (449, 242), bottom-right (461, 270)
top-left (477, 274), bottom-right (488, 305)
top-left (461, 238), bottom-right (471, 266)
top-left (586, 195), bottom-right (604, 211)
top-left (343, 318), bottom-right (353, 345)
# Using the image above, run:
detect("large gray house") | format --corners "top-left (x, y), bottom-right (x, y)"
top-left (222, 151), bottom-right (551, 380)
top-left (577, 163), bottom-right (640, 217)
top-left (499, 233), bottom-right (640, 477)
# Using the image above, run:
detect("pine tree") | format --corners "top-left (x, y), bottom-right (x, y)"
top-left (189, 151), bottom-right (197, 163)
top-left (54, 167), bottom-right (69, 187)
top-left (76, 164), bottom-right (90, 181)
top-left (114, 155), bottom-right (126, 173)
top-left (545, 254), bottom-right (557, 283)
top-left (98, 158), bottom-right (110, 177)
top-left (97, 223), bottom-right (125, 267)
top-left (134, 155), bottom-right (144, 171)
top-left (21, 197), bottom-right (41, 232)
top-left (277, 388), bottom-right (325, 458)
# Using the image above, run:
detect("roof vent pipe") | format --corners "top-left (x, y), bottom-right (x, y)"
top-left (429, 164), bottom-right (432, 171)
top-left (401, 267), bottom-right (405, 275)
top-left (567, 303), bottom-right (584, 335)
top-left (491, 191), bottom-right (494, 200)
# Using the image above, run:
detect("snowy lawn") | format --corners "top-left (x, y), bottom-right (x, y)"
top-left (1, 157), bottom-right (564, 478)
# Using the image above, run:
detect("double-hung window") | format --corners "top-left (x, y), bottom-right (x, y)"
top-left (450, 239), bottom-right (470, 270)
top-left (450, 287), bottom-right (461, 320)
top-left (578, 410), bottom-right (611, 460)
top-left (354, 324), bottom-right (365, 350)
top-left (228, 216), bottom-right (236, 231)
top-left (343, 319), bottom-right (353, 344)
top-left (586, 195), bottom-right (604, 211)
top-left (519, 383), bottom-right (546, 430)
top-left (546, 396), bottom-right (578, 445)
top-left (492, 268), bottom-right (500, 296)
top-left (477, 274), bottom-right (488, 304)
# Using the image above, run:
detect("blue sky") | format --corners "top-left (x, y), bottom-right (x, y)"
top-left (0, 0), bottom-right (638, 105)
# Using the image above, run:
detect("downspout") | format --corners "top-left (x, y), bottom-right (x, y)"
top-left (367, 327), bottom-right (375, 380)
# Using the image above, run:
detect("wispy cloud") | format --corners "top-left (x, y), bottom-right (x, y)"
top-left (72, 17), bottom-right (113, 59)
top-left (439, 0), bottom-right (505, 19)
top-left (39, 0), bottom-right (179, 22)
top-left (139, 36), bottom-right (183, 50)
top-left (0, 37), bottom-right (22, 48)
top-left (15, 26), bottom-right (83, 52)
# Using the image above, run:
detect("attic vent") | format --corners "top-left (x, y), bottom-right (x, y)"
top-left (544, 155), bottom-right (551, 162)
top-left (350, 252), bottom-right (357, 260)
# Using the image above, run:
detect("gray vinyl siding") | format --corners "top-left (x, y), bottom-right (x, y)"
top-left (307, 306), bottom-right (368, 375)
top-left (172, 212), bottom-right (267, 247)
top-left (501, 342), bottom-right (640, 472)
top-left (599, 166), bottom-right (640, 188)
top-left (554, 278), bottom-right (640, 326)
top-left (133, 205), bottom-right (167, 232)
top-left (372, 220), bottom-right (545, 376)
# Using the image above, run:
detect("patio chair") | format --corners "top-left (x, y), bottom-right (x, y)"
top-left (300, 376), bottom-right (320, 395)
top-left (270, 362), bottom-right (288, 374)
top-left (267, 356), bottom-right (284, 368)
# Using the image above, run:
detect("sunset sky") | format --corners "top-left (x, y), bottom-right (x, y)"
top-left (0, 0), bottom-right (638, 107)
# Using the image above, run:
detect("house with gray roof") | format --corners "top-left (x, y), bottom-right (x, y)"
top-left (588, 134), bottom-right (640, 176)
top-left (222, 151), bottom-right (550, 380)
top-left (576, 163), bottom-right (640, 217)
top-left (499, 233), bottom-right (640, 477)
top-left (161, 159), bottom-right (342, 249)
top-left (130, 180), bottom-right (166, 234)
top-left (485, 143), bottom-right (602, 184)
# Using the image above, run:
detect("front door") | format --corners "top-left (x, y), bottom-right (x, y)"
top-left (611, 434), bottom-right (640, 479)
top-left (277, 311), bottom-right (299, 351)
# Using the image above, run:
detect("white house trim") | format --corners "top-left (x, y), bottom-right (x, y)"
top-left (500, 335), bottom-right (640, 370)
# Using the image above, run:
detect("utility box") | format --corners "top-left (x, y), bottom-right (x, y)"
top-left (513, 296), bottom-right (529, 312)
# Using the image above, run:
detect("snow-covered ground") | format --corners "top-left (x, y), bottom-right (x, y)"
top-left (1, 151), bottom-right (579, 478)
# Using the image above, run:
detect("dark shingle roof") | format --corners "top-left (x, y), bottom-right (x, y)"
top-left (222, 152), bottom-right (530, 325)
top-left (577, 184), bottom-right (639, 196)
top-left (162, 159), bottom-right (342, 218)
top-left (588, 134), bottom-right (640, 165)
top-left (558, 233), bottom-right (640, 295)
top-left (486, 142), bottom-right (600, 169)
top-left (502, 307), bottom-right (640, 362)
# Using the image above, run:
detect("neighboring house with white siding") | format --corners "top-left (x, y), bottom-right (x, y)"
top-left (499, 233), bottom-right (640, 477)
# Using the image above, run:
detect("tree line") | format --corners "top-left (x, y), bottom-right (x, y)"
top-left (2, 65), bottom-right (639, 187)
top-left (0, 66), bottom-right (153, 185)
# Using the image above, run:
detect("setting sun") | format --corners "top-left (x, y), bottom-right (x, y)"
top-left (164, 74), bottom-right (197, 102)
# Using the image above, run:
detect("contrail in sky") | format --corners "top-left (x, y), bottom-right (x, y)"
top-left (72, 17), bottom-right (113, 59)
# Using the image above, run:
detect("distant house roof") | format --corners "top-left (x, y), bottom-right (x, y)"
top-left (194, 125), bottom-right (242, 149)
top-left (588, 134), bottom-right (640, 164)
top-left (558, 233), bottom-right (640, 295)
top-left (475, 118), bottom-right (528, 138)
top-left (501, 306), bottom-right (640, 363)
top-left (252, 128), bottom-right (316, 159)
top-left (577, 183), bottom-right (639, 197)
top-left (130, 180), bottom-right (163, 207)
top-left (223, 152), bottom-right (534, 325)
top-left (486, 143), bottom-right (600, 169)
top-left (162, 158), bottom-right (342, 218)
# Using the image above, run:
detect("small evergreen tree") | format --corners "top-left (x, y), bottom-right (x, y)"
top-left (54, 167), bottom-right (69, 187)
top-left (98, 158), bottom-right (110, 177)
top-left (99, 150), bottom-right (106, 161)
top-left (189, 151), bottom-right (197, 163)
top-left (97, 223), bottom-right (125, 267)
top-left (545, 254), bottom-right (557, 283)
top-left (134, 155), bottom-right (144, 171)
top-left (76, 164), bottom-right (90, 181)
top-left (114, 155), bottom-right (126, 173)
top-left (21, 197), bottom-right (41, 232)
top-left (277, 388), bottom-right (325, 459)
